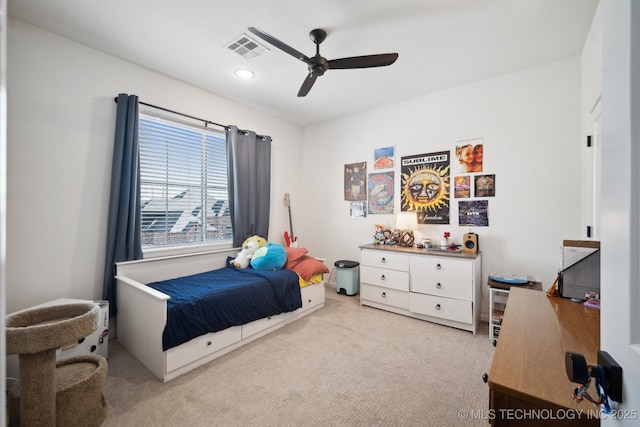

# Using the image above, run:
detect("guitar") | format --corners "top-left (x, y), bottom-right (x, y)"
top-left (283, 193), bottom-right (298, 248)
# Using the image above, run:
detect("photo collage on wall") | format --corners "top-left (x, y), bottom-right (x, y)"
top-left (453, 137), bottom-right (493, 227)
top-left (345, 147), bottom-right (396, 218)
top-left (343, 139), bottom-right (494, 227)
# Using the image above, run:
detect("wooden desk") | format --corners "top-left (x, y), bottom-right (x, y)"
top-left (488, 288), bottom-right (600, 426)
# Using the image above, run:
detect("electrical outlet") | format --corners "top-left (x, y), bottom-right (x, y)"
top-left (598, 351), bottom-right (623, 403)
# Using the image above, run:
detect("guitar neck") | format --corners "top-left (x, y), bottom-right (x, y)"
top-left (288, 205), bottom-right (294, 238)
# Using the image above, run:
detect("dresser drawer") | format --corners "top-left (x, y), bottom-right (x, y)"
top-left (361, 265), bottom-right (409, 292)
top-left (166, 325), bottom-right (241, 373)
top-left (409, 293), bottom-right (472, 324)
top-left (410, 256), bottom-right (473, 300)
top-left (361, 249), bottom-right (409, 271)
top-left (361, 284), bottom-right (410, 310)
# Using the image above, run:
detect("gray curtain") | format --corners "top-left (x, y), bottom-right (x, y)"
top-left (102, 93), bottom-right (143, 316)
top-left (226, 125), bottom-right (272, 247)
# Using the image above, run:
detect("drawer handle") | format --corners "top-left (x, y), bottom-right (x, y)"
top-left (207, 341), bottom-right (212, 346)
top-left (436, 283), bottom-right (442, 289)
top-left (381, 257), bottom-right (386, 263)
top-left (381, 292), bottom-right (387, 298)
top-left (308, 299), bottom-right (312, 303)
top-left (435, 304), bottom-right (441, 310)
top-left (380, 274), bottom-right (386, 281)
top-left (436, 263), bottom-right (442, 270)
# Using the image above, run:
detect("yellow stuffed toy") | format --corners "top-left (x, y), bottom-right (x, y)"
top-left (230, 235), bottom-right (267, 269)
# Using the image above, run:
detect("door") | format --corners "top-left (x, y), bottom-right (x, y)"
top-left (587, 98), bottom-right (601, 240)
top-left (601, 1), bottom-right (640, 424)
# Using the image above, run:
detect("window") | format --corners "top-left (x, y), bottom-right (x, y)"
top-left (138, 112), bottom-right (232, 248)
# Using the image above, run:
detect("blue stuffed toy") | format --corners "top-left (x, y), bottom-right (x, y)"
top-left (250, 242), bottom-right (287, 270)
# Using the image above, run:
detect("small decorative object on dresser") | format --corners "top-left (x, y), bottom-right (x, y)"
top-left (359, 243), bottom-right (481, 333)
top-left (395, 212), bottom-right (418, 247)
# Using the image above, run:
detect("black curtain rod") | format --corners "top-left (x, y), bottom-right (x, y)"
top-left (113, 96), bottom-right (268, 139)
top-left (113, 96), bottom-right (226, 129)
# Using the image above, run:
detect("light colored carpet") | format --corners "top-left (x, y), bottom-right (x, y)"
top-left (102, 287), bottom-right (495, 426)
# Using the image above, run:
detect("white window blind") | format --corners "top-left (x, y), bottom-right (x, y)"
top-left (138, 112), bottom-right (231, 248)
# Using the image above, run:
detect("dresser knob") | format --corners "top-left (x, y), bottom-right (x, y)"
top-left (381, 257), bottom-right (386, 263)
top-left (380, 274), bottom-right (386, 281)
top-left (308, 299), bottom-right (312, 303)
top-left (436, 263), bottom-right (442, 270)
top-left (435, 304), bottom-right (441, 310)
top-left (436, 283), bottom-right (442, 289)
top-left (207, 341), bottom-right (212, 346)
top-left (381, 292), bottom-right (387, 298)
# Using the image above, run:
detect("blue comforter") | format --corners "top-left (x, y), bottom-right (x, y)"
top-left (148, 258), bottom-right (302, 351)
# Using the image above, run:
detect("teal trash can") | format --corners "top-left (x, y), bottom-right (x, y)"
top-left (335, 260), bottom-right (359, 296)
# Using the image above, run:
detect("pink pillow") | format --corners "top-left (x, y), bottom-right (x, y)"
top-left (285, 247), bottom-right (309, 269)
top-left (290, 256), bottom-right (329, 281)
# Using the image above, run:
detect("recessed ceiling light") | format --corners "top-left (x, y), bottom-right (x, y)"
top-left (234, 68), bottom-right (255, 79)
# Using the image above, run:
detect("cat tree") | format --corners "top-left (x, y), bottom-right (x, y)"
top-left (6, 302), bottom-right (108, 426)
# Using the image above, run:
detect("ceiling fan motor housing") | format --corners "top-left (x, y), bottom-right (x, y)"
top-left (309, 57), bottom-right (328, 76)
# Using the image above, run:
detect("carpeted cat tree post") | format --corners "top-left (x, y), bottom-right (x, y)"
top-left (6, 302), bottom-right (108, 426)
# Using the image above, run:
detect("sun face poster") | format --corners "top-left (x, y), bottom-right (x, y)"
top-left (400, 150), bottom-right (450, 224)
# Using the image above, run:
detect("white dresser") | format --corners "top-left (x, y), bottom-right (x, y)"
top-left (359, 244), bottom-right (482, 334)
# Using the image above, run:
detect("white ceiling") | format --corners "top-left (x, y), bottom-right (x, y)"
top-left (8, 0), bottom-right (599, 127)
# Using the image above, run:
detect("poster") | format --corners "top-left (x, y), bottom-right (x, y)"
top-left (373, 146), bottom-right (395, 169)
top-left (453, 137), bottom-right (483, 174)
top-left (367, 172), bottom-right (394, 215)
top-left (350, 202), bottom-right (367, 218)
top-left (474, 174), bottom-right (495, 197)
top-left (454, 176), bottom-right (471, 198)
top-left (459, 200), bottom-right (489, 226)
top-left (344, 162), bottom-right (367, 201)
top-left (400, 150), bottom-right (450, 224)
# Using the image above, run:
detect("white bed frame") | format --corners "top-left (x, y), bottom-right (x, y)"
top-left (115, 248), bottom-right (325, 382)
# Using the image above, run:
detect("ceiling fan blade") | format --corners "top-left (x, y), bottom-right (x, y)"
top-left (248, 27), bottom-right (313, 65)
top-left (328, 53), bottom-right (398, 70)
top-left (297, 73), bottom-right (318, 97)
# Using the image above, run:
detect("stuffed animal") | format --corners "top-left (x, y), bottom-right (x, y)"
top-left (230, 240), bottom-right (260, 269)
top-left (230, 236), bottom-right (266, 269)
top-left (250, 242), bottom-right (287, 270)
top-left (244, 235), bottom-right (267, 248)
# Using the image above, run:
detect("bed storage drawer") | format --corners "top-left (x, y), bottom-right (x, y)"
top-left (166, 325), bottom-right (241, 373)
top-left (301, 283), bottom-right (324, 311)
top-left (242, 313), bottom-right (287, 339)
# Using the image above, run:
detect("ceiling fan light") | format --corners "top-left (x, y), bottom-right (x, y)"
top-left (234, 68), bottom-right (255, 79)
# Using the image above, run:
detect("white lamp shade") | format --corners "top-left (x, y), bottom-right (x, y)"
top-left (395, 212), bottom-right (418, 230)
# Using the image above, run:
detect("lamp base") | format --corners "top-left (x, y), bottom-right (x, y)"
top-left (398, 230), bottom-right (415, 247)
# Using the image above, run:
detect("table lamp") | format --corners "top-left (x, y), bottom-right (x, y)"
top-left (395, 211), bottom-right (418, 247)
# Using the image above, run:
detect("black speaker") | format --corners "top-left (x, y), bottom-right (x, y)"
top-left (463, 233), bottom-right (478, 253)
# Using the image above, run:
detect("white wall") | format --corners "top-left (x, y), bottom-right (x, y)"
top-left (6, 20), bottom-right (304, 312)
top-left (8, 18), bottom-right (584, 317)
top-left (302, 57), bottom-right (583, 305)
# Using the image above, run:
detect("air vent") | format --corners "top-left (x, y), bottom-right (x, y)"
top-left (225, 34), bottom-right (268, 59)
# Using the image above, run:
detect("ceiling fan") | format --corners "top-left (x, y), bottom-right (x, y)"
top-left (247, 27), bottom-right (399, 97)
